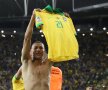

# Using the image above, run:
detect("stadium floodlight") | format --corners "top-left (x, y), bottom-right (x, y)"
top-left (82, 33), bottom-right (85, 36)
top-left (41, 34), bottom-right (44, 37)
top-left (14, 53), bottom-right (16, 56)
top-left (105, 54), bottom-right (108, 57)
top-left (11, 35), bottom-right (13, 37)
top-left (1, 30), bottom-right (4, 34)
top-left (2, 34), bottom-right (5, 37)
top-left (83, 53), bottom-right (85, 56)
top-left (103, 27), bottom-right (107, 31)
top-left (90, 33), bottom-right (93, 36)
top-left (39, 30), bottom-right (43, 33)
top-left (13, 30), bottom-right (16, 33)
top-left (90, 28), bottom-right (93, 31)
top-left (102, 85), bottom-right (105, 87)
top-left (77, 28), bottom-right (80, 32)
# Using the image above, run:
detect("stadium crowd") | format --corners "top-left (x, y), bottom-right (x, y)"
top-left (0, 32), bottom-right (108, 90)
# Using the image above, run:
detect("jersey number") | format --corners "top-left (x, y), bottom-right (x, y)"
top-left (56, 21), bottom-right (63, 28)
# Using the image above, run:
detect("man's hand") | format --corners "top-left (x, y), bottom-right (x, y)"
top-left (32, 9), bottom-right (36, 21)
top-left (36, 8), bottom-right (42, 12)
top-left (32, 8), bottom-right (41, 19)
top-left (64, 12), bottom-right (70, 18)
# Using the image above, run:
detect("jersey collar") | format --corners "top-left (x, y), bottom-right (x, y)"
top-left (44, 5), bottom-right (64, 15)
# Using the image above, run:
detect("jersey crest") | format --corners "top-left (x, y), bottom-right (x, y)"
top-left (36, 16), bottom-right (42, 22)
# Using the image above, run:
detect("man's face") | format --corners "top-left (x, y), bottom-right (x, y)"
top-left (31, 43), bottom-right (45, 60)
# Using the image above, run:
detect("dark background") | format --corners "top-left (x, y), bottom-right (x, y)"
top-left (0, 0), bottom-right (108, 33)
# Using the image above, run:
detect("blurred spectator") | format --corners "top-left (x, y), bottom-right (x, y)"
top-left (0, 33), bottom-right (108, 90)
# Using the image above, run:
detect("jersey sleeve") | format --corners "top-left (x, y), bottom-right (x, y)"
top-left (12, 75), bottom-right (20, 83)
top-left (69, 18), bottom-right (77, 35)
top-left (35, 10), bottom-right (43, 29)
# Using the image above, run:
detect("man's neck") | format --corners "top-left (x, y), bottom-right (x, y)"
top-left (32, 58), bottom-right (44, 64)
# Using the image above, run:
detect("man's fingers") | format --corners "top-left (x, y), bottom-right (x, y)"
top-left (36, 8), bottom-right (42, 12)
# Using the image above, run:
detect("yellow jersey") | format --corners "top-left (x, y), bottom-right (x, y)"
top-left (35, 5), bottom-right (79, 62)
top-left (12, 76), bottom-right (24, 90)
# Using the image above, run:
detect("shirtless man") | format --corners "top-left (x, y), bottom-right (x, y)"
top-left (21, 9), bottom-right (52, 90)
top-left (12, 66), bottom-right (62, 90)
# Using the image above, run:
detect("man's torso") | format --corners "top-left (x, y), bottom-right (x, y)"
top-left (22, 59), bottom-right (52, 90)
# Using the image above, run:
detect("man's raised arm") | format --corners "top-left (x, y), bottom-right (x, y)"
top-left (21, 10), bottom-right (35, 62)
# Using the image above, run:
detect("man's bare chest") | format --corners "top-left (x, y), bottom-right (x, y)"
top-left (28, 61), bottom-right (50, 76)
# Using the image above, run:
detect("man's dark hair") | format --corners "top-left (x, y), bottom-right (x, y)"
top-left (32, 41), bottom-right (45, 47)
top-left (31, 41), bottom-right (43, 47)
top-left (34, 41), bottom-right (43, 44)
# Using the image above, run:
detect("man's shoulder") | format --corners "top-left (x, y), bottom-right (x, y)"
top-left (45, 59), bottom-right (53, 64)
